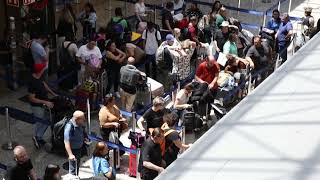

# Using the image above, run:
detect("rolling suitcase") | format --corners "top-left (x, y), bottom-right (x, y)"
top-left (128, 131), bottom-right (145, 177)
top-left (135, 83), bottom-right (152, 107)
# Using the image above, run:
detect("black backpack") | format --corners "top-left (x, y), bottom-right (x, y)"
top-left (59, 42), bottom-right (74, 69)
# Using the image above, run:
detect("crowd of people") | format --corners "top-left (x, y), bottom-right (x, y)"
top-left (4, 0), bottom-right (320, 180)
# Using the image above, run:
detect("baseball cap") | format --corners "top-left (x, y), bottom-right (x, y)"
top-left (221, 21), bottom-right (230, 27)
top-left (33, 63), bottom-right (46, 74)
top-left (166, 34), bottom-right (175, 42)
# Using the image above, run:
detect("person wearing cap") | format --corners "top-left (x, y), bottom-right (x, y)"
top-left (28, 63), bottom-right (57, 149)
top-left (64, 110), bottom-right (88, 175)
top-left (213, 20), bottom-right (230, 55)
top-left (276, 13), bottom-right (293, 63)
top-left (302, 7), bottom-right (315, 36)
top-left (215, 6), bottom-right (228, 29)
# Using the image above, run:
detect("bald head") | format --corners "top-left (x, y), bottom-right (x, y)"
top-left (13, 146), bottom-right (29, 164)
top-left (73, 110), bottom-right (85, 125)
top-left (127, 57), bottom-right (135, 64)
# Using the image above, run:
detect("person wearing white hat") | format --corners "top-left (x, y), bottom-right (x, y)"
top-left (213, 20), bottom-right (229, 56)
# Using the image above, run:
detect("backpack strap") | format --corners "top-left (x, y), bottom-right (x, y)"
top-left (65, 42), bottom-right (73, 50)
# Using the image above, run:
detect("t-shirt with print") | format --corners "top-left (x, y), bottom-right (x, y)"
top-left (163, 130), bottom-right (180, 167)
top-left (28, 75), bottom-right (48, 107)
top-left (31, 41), bottom-right (48, 69)
top-left (76, 44), bottom-right (102, 70)
top-left (142, 29), bottom-right (161, 55)
top-left (6, 159), bottom-right (33, 180)
top-left (196, 61), bottom-right (220, 89)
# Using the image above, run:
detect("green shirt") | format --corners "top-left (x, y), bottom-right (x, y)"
top-left (223, 41), bottom-right (238, 56)
top-left (112, 17), bottom-right (128, 29)
top-left (215, 14), bottom-right (226, 28)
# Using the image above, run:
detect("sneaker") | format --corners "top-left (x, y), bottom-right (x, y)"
top-left (32, 137), bottom-right (40, 149)
top-left (115, 92), bottom-right (121, 98)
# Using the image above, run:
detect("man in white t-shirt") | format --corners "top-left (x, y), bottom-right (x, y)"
top-left (76, 39), bottom-right (102, 84)
top-left (142, 22), bottom-right (161, 79)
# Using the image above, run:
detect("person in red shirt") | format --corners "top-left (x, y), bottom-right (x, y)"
top-left (195, 55), bottom-right (220, 90)
top-left (194, 55), bottom-right (220, 118)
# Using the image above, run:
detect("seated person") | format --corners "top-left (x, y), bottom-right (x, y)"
top-left (126, 43), bottom-right (146, 65)
top-left (99, 94), bottom-right (128, 144)
top-left (137, 97), bottom-right (170, 135)
top-left (174, 83), bottom-right (193, 125)
top-left (195, 55), bottom-right (220, 116)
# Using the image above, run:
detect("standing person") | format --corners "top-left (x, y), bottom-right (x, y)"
top-left (266, 9), bottom-right (281, 32)
top-left (140, 128), bottom-right (165, 180)
top-left (5, 146), bottom-right (37, 180)
top-left (135, 0), bottom-right (146, 22)
top-left (64, 110), bottom-right (88, 175)
top-left (30, 35), bottom-right (49, 80)
top-left (246, 36), bottom-right (271, 84)
top-left (161, 113), bottom-right (191, 167)
top-left (56, 5), bottom-right (77, 66)
top-left (210, 1), bottom-right (222, 18)
top-left (28, 63), bottom-right (57, 149)
top-left (78, 3), bottom-right (97, 39)
top-left (58, 36), bottom-right (79, 91)
top-left (105, 40), bottom-right (126, 97)
top-left (302, 7), bottom-right (315, 36)
top-left (276, 13), bottom-right (293, 63)
top-left (137, 97), bottom-right (170, 135)
top-left (92, 142), bottom-right (116, 179)
top-left (174, 83), bottom-right (193, 119)
top-left (173, 0), bottom-right (185, 15)
top-left (120, 57), bottom-right (146, 112)
top-left (43, 164), bottom-right (61, 180)
top-left (213, 21), bottom-right (229, 55)
top-left (142, 22), bottom-right (161, 79)
top-left (76, 37), bottom-right (102, 85)
top-left (223, 32), bottom-right (238, 56)
top-left (99, 94), bottom-right (128, 143)
top-left (186, 2), bottom-right (203, 21)
top-left (162, 2), bottom-right (175, 35)
top-left (215, 6), bottom-right (228, 29)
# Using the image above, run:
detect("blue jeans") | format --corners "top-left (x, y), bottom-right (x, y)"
top-left (69, 148), bottom-right (82, 175)
top-left (279, 42), bottom-right (289, 62)
top-left (31, 106), bottom-right (49, 140)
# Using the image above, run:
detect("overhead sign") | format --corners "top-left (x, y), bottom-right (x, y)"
top-left (23, 0), bottom-right (36, 5)
top-left (7, 0), bottom-right (19, 7)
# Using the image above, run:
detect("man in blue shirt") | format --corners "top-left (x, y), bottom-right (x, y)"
top-left (64, 110), bottom-right (87, 175)
top-left (276, 13), bottom-right (293, 63)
